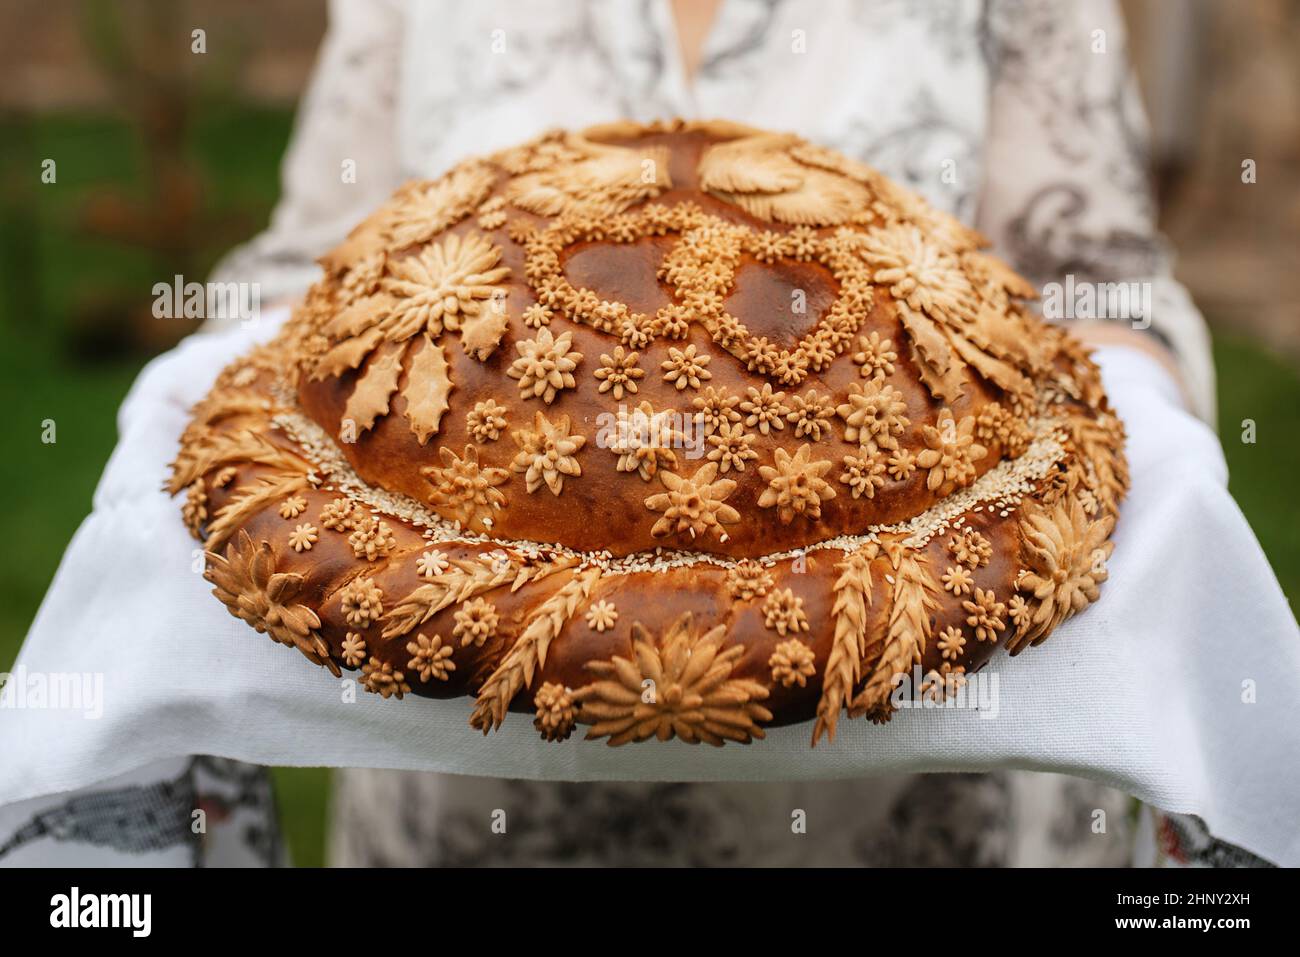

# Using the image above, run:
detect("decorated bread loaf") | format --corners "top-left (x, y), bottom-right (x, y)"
top-left (170, 119), bottom-right (1127, 746)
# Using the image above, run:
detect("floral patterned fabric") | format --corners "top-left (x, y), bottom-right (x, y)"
top-left (328, 769), bottom-right (1138, 867)
top-left (0, 758), bottom-right (282, 868)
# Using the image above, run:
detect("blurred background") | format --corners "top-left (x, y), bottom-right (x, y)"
top-left (1, 0), bottom-right (1296, 866)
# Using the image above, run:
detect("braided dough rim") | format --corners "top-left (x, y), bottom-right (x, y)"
top-left (170, 330), bottom-right (1125, 747)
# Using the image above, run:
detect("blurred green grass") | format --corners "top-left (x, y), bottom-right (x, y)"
top-left (0, 110), bottom-right (1296, 868)
top-left (1212, 336), bottom-right (1300, 613)
top-left (0, 105), bottom-right (331, 867)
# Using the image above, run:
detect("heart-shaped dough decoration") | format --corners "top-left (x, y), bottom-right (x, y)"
top-left (172, 120), bottom-right (1127, 747)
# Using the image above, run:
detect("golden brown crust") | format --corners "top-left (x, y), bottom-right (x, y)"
top-left (170, 120), bottom-right (1128, 747)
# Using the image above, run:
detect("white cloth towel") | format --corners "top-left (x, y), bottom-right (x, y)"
top-left (3, 312), bottom-right (1297, 864)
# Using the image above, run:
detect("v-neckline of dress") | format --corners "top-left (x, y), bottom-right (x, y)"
top-left (651, 0), bottom-right (727, 117)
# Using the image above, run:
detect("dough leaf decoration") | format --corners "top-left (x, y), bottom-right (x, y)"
top-left (343, 342), bottom-right (405, 434)
top-left (403, 334), bottom-right (452, 444)
top-left (698, 132), bottom-right (870, 226)
top-left (506, 134), bottom-right (671, 217)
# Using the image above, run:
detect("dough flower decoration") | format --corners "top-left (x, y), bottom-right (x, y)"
top-left (661, 344), bottom-right (713, 390)
top-left (341, 632), bottom-right (367, 668)
top-left (706, 422), bottom-right (757, 473)
top-left (740, 383), bottom-right (788, 435)
top-left (521, 303), bottom-right (551, 328)
top-left (533, 682), bottom-right (578, 742)
top-left (607, 401), bottom-right (682, 481)
top-left (586, 600), bottom-right (619, 632)
top-left (594, 346), bottom-right (644, 400)
top-left (204, 530), bottom-right (335, 675)
top-left (288, 523), bottom-right (318, 552)
top-left (339, 577), bottom-right (384, 629)
top-left (278, 495), bottom-right (307, 519)
top-left (1007, 594), bottom-right (1032, 634)
top-left (319, 497), bottom-right (358, 531)
top-left (644, 462), bottom-right (740, 542)
top-left (962, 588), bottom-right (1007, 643)
top-left (406, 633), bottom-right (456, 682)
top-left (949, 527), bottom-right (993, 568)
top-left (916, 409), bottom-right (986, 494)
top-left (860, 224), bottom-right (975, 324)
top-left (836, 379), bottom-right (910, 452)
top-left (572, 614), bottom-right (773, 746)
top-left (1011, 497), bottom-right (1115, 652)
top-left (786, 390), bottom-right (836, 440)
top-left (941, 565), bottom-right (975, 596)
top-left (725, 560), bottom-right (774, 600)
top-left (852, 331), bottom-right (898, 379)
top-left (510, 411), bottom-right (586, 496)
top-left (507, 327), bottom-right (583, 403)
top-left (692, 386), bottom-right (742, 435)
top-left (416, 550), bottom-right (449, 578)
top-left (758, 444), bottom-right (837, 523)
top-left (453, 597), bottom-right (500, 647)
top-left (348, 513), bottom-right (396, 561)
top-left (839, 452), bottom-right (887, 500)
top-left (379, 231), bottom-right (511, 352)
top-left (762, 587), bottom-right (810, 636)
top-left (887, 449), bottom-right (917, 481)
top-left (976, 401), bottom-right (1032, 457)
top-left (422, 445), bottom-right (510, 531)
top-left (466, 399), bottom-right (509, 442)
top-left (937, 626), bottom-right (966, 661)
top-left (361, 656), bottom-right (410, 699)
top-left (769, 639), bottom-right (817, 688)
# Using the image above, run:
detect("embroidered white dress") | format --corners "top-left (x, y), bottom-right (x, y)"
top-left (197, 0), bottom-right (1233, 866)
top-left (216, 0), bottom-right (1214, 421)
